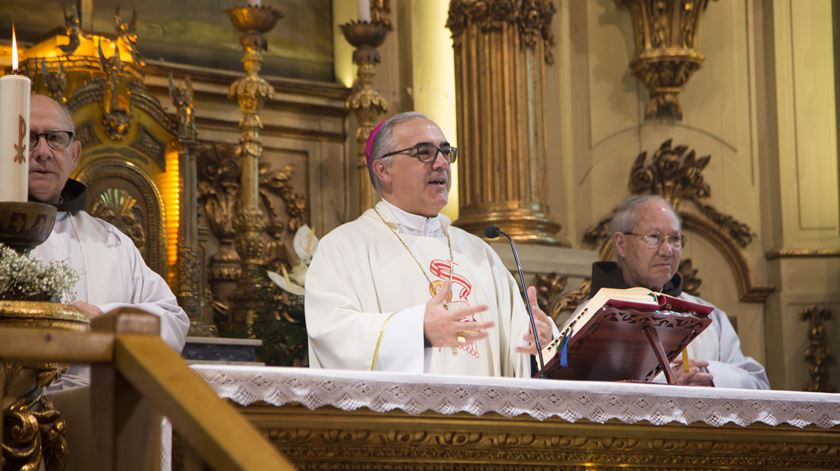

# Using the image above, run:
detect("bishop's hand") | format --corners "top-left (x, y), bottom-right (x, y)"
top-left (423, 281), bottom-right (493, 347)
top-left (515, 286), bottom-right (555, 355)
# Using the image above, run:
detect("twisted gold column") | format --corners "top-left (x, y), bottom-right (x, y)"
top-left (225, 4), bottom-right (282, 335)
top-left (447, 0), bottom-right (564, 245)
top-left (341, 20), bottom-right (390, 213)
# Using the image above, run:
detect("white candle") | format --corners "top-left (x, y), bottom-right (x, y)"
top-left (0, 25), bottom-right (30, 202)
top-left (358, 0), bottom-right (371, 22)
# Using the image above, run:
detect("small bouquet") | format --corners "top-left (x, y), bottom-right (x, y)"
top-left (0, 243), bottom-right (78, 302)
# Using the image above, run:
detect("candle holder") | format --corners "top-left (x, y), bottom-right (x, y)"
top-left (340, 20), bottom-right (390, 212)
top-left (0, 201), bottom-right (82, 469)
top-left (0, 201), bottom-right (57, 253)
top-left (224, 4), bottom-right (283, 335)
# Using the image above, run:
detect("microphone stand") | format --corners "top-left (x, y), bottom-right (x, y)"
top-left (484, 226), bottom-right (547, 377)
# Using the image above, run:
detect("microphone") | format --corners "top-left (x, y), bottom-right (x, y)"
top-left (484, 225), bottom-right (546, 377)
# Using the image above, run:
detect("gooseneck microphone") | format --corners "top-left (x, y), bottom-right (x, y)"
top-left (484, 225), bottom-right (546, 377)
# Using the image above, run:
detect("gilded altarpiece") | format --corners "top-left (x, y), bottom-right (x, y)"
top-left (3, 2), bottom-right (351, 340)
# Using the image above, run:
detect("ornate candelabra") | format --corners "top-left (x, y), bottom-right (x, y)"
top-left (225, 4), bottom-right (282, 335)
top-left (617, 0), bottom-right (712, 120)
top-left (340, 19), bottom-right (390, 212)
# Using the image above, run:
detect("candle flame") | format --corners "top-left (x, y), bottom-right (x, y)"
top-left (11, 24), bottom-right (18, 70)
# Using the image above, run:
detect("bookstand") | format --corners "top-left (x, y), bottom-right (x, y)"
top-left (537, 304), bottom-right (711, 383)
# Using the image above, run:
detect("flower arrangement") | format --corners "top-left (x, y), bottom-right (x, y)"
top-left (0, 244), bottom-right (78, 302)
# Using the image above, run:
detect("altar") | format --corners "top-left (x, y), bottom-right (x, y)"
top-left (192, 365), bottom-right (840, 470)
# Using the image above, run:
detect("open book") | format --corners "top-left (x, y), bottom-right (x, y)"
top-left (537, 287), bottom-right (713, 383)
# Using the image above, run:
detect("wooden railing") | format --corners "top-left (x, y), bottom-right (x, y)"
top-left (0, 308), bottom-right (295, 470)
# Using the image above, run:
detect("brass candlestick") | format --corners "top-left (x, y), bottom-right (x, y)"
top-left (340, 20), bottom-right (390, 213)
top-left (224, 4), bottom-right (282, 335)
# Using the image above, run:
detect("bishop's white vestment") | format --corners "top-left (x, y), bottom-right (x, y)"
top-left (305, 200), bottom-right (539, 377)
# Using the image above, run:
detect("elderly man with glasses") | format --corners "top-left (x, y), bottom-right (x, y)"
top-left (28, 94), bottom-right (189, 377)
top-left (305, 112), bottom-right (557, 377)
top-left (573, 194), bottom-right (769, 388)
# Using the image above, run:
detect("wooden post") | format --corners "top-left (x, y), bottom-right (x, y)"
top-left (91, 309), bottom-right (162, 471)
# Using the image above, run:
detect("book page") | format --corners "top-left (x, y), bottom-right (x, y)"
top-left (542, 287), bottom-right (659, 359)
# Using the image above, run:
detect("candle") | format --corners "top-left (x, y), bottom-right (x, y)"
top-left (0, 24), bottom-right (31, 202)
top-left (358, 0), bottom-right (371, 22)
top-left (247, 0), bottom-right (261, 6)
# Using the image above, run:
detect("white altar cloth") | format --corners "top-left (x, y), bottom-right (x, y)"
top-left (192, 365), bottom-right (840, 429)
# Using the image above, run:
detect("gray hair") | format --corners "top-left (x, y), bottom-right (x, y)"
top-left (367, 111), bottom-right (428, 195)
top-left (609, 194), bottom-right (680, 234)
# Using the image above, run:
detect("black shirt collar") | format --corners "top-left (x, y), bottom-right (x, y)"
top-left (29, 179), bottom-right (87, 214)
top-left (588, 261), bottom-right (683, 298)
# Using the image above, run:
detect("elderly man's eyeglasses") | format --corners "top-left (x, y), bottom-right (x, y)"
top-left (378, 143), bottom-right (458, 164)
top-left (29, 131), bottom-right (75, 151)
top-left (623, 232), bottom-right (686, 250)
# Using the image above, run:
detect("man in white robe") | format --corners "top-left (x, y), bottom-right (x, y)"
top-left (27, 94), bottom-right (189, 374)
top-left (306, 112), bottom-right (557, 377)
top-left (569, 195), bottom-right (769, 389)
top-left (25, 95), bottom-right (189, 470)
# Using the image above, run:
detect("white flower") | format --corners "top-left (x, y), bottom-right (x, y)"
top-left (268, 224), bottom-right (319, 296)
top-left (0, 244), bottom-right (78, 302)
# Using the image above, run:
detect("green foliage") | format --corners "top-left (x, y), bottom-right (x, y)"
top-left (251, 269), bottom-right (308, 366)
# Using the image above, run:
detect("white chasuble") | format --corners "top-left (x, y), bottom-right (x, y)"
top-left (305, 201), bottom-right (534, 377)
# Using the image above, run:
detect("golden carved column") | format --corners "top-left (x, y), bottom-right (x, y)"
top-left (341, 19), bottom-right (390, 212)
top-left (169, 75), bottom-right (216, 336)
top-left (447, 0), bottom-right (563, 245)
top-left (225, 4), bottom-right (282, 335)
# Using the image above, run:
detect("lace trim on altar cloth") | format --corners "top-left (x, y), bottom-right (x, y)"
top-left (192, 365), bottom-right (840, 429)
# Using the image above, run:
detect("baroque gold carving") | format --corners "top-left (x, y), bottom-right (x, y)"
top-left (0, 302), bottom-right (86, 471)
top-left (39, 59), bottom-right (67, 105)
top-left (617, 0), bottom-right (712, 120)
top-left (532, 272), bottom-right (569, 312)
top-left (58, 3), bottom-right (81, 56)
top-left (198, 144), bottom-right (242, 284)
top-left (629, 139), bottom-right (753, 247)
top-left (800, 307), bottom-right (835, 393)
top-left (97, 40), bottom-right (133, 141)
top-left (547, 278), bottom-right (591, 324)
top-left (447, 0), bottom-right (557, 65)
top-left (90, 188), bottom-right (147, 252)
top-left (234, 406), bottom-right (840, 470)
top-left (76, 160), bottom-right (167, 277)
